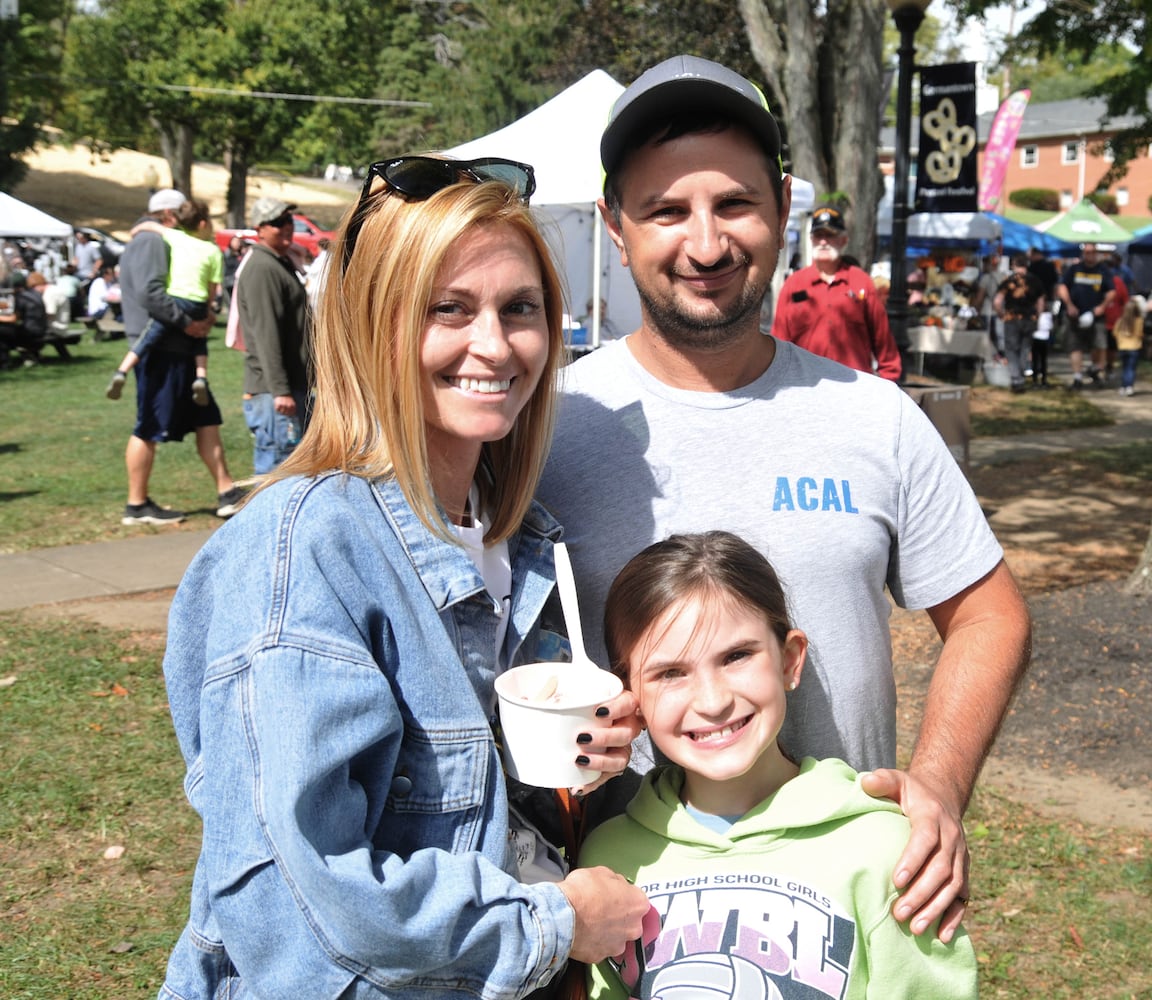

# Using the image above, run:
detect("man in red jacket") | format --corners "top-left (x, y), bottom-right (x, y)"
top-left (772, 207), bottom-right (902, 380)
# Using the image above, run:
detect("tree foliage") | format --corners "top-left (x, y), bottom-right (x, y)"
top-left (988, 41), bottom-right (1135, 105)
top-left (562, 0), bottom-right (759, 87)
top-left (423, 0), bottom-right (584, 149)
top-left (61, 0), bottom-right (420, 222)
top-left (0, 0), bottom-right (70, 191)
top-left (950, 0), bottom-right (1150, 184)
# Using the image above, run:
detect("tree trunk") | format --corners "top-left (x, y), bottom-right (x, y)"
top-left (740, 0), bottom-right (887, 266)
top-left (224, 142), bottom-right (250, 229)
top-left (1123, 516), bottom-right (1152, 595)
top-left (740, 0), bottom-right (829, 193)
top-left (153, 119), bottom-right (196, 199)
top-left (827, 0), bottom-right (886, 266)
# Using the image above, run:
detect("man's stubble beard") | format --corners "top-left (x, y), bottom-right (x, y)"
top-left (633, 254), bottom-right (775, 352)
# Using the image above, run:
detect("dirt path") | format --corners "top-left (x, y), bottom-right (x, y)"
top-left (890, 429), bottom-right (1152, 832)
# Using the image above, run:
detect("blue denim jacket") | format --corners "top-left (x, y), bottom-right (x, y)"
top-left (159, 472), bottom-right (572, 999)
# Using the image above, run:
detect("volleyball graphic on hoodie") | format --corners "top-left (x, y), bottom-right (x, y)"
top-left (648, 953), bottom-right (782, 1000)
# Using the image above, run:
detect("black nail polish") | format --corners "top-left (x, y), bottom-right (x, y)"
top-left (577, 732), bottom-right (593, 744)
top-left (575, 755), bottom-right (590, 766)
top-left (595, 706), bottom-right (610, 718)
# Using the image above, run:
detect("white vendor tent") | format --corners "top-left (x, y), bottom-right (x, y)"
top-left (906, 211), bottom-right (1001, 244)
top-left (0, 192), bottom-right (73, 239)
top-left (448, 69), bottom-right (622, 205)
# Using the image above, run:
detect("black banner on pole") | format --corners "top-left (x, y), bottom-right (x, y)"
top-left (915, 62), bottom-right (978, 213)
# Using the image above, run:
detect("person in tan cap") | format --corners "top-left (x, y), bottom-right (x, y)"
top-left (772, 206), bottom-right (902, 380)
top-left (233, 196), bottom-right (311, 473)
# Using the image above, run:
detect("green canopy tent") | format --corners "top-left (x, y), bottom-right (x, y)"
top-left (1034, 198), bottom-right (1133, 245)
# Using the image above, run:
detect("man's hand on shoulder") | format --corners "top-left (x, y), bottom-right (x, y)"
top-left (861, 767), bottom-right (969, 943)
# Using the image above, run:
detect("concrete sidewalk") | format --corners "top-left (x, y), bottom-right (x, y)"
top-left (0, 528), bottom-right (214, 613)
top-left (1, 371), bottom-right (1149, 617)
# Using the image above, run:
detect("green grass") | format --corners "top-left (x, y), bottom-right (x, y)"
top-left (965, 787), bottom-right (1152, 999)
top-left (1070, 440), bottom-right (1152, 479)
top-left (0, 613), bottom-right (198, 997)
top-left (2, 326), bottom-right (1140, 554)
top-left (0, 610), bottom-right (1148, 998)
top-left (0, 324), bottom-right (253, 553)
top-left (968, 382), bottom-right (1118, 437)
top-left (1, 341), bottom-right (1150, 997)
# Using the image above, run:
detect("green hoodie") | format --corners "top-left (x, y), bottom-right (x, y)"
top-left (579, 757), bottom-right (976, 999)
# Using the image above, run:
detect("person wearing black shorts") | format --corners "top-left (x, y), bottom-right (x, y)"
top-left (117, 189), bottom-right (246, 524)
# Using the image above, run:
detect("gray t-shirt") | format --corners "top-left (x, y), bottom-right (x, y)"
top-left (537, 337), bottom-right (1002, 774)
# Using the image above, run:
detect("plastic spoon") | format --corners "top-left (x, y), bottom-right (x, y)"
top-left (552, 542), bottom-right (598, 669)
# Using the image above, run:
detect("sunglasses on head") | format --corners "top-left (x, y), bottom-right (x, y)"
top-left (341, 156), bottom-right (536, 272)
top-left (261, 214), bottom-right (294, 229)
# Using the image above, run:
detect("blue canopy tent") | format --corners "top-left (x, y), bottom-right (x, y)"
top-left (986, 213), bottom-right (1077, 257)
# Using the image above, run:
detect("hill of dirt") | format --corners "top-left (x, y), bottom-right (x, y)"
top-left (13, 141), bottom-right (354, 238)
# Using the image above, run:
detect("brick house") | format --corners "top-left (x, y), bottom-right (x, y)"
top-left (979, 96), bottom-right (1152, 215)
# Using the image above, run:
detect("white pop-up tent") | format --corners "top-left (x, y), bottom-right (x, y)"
top-left (0, 192), bottom-right (73, 239)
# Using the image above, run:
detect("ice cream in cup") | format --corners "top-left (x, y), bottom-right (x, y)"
top-left (494, 662), bottom-right (624, 788)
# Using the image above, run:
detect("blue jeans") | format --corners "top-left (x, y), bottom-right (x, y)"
top-left (242, 391), bottom-right (308, 474)
top-left (1003, 317), bottom-right (1035, 386)
top-left (132, 297), bottom-right (208, 361)
top-left (1119, 349), bottom-right (1140, 389)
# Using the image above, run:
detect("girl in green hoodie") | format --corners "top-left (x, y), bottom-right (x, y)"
top-left (580, 530), bottom-right (977, 1000)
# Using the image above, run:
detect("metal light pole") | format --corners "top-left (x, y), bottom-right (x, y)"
top-left (886, 0), bottom-right (932, 380)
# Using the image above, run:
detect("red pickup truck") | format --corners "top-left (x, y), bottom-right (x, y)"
top-left (214, 212), bottom-right (335, 259)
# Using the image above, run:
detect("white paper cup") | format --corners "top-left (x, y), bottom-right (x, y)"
top-left (495, 662), bottom-right (623, 788)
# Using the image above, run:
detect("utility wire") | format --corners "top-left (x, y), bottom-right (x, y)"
top-left (33, 75), bottom-right (431, 108)
top-left (134, 82), bottom-right (430, 108)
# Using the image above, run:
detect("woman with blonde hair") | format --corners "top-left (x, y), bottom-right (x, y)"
top-left (159, 157), bottom-right (648, 1000)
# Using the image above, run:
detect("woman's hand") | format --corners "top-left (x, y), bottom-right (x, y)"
top-left (569, 687), bottom-right (641, 797)
top-left (559, 867), bottom-right (650, 963)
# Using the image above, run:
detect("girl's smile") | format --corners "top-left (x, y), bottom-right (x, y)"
top-left (630, 591), bottom-right (807, 817)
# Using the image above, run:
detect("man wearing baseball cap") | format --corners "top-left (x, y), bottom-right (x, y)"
top-left (538, 54), bottom-right (1030, 945)
top-left (233, 196), bottom-right (311, 473)
top-left (773, 205), bottom-right (902, 380)
top-left (117, 188), bottom-right (243, 525)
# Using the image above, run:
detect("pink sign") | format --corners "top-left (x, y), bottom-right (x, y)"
top-left (978, 89), bottom-right (1031, 212)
